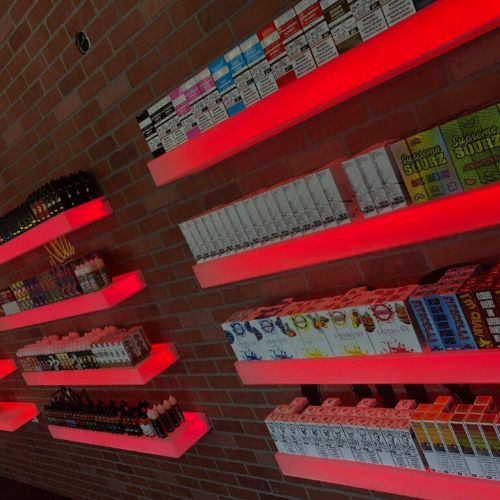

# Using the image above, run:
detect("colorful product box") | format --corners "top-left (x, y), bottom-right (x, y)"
top-left (342, 158), bottom-right (377, 217)
top-left (224, 46), bottom-right (261, 108)
top-left (440, 104), bottom-right (500, 188)
top-left (348, 0), bottom-right (388, 41)
top-left (181, 77), bottom-right (214, 133)
top-left (424, 292), bottom-right (462, 350)
top-left (423, 410), bottom-right (456, 474)
top-left (208, 57), bottom-right (245, 116)
top-left (240, 34), bottom-right (279, 99)
top-left (258, 22), bottom-right (296, 88)
top-left (147, 96), bottom-right (177, 153)
top-left (436, 411), bottom-right (471, 476)
top-left (222, 312), bottom-right (264, 361)
top-left (169, 86), bottom-right (200, 141)
top-left (252, 308), bottom-right (296, 360)
top-left (195, 68), bottom-right (229, 125)
top-left (320, 0), bottom-right (363, 54)
top-left (167, 87), bottom-right (189, 145)
top-left (136, 110), bottom-right (164, 158)
top-left (295, 0), bottom-right (339, 67)
top-left (275, 8), bottom-right (317, 78)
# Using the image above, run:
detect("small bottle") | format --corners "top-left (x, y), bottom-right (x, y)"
top-left (147, 409), bottom-right (166, 439)
top-left (157, 403), bottom-right (174, 434)
top-left (168, 396), bottom-right (185, 425)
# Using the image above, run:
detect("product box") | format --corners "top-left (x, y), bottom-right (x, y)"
top-left (214, 207), bottom-right (240, 253)
top-left (147, 96), bottom-right (177, 153)
top-left (304, 172), bottom-right (337, 228)
top-left (170, 86), bottom-right (200, 141)
top-left (329, 415), bottom-right (357, 461)
top-left (369, 145), bottom-right (408, 210)
top-left (224, 204), bottom-right (252, 251)
top-left (222, 312), bottom-right (264, 361)
top-left (195, 68), bottom-right (229, 125)
top-left (167, 87), bottom-right (189, 146)
top-left (483, 413), bottom-right (500, 476)
top-left (208, 210), bottom-right (234, 255)
top-left (254, 193), bottom-right (282, 242)
top-left (342, 158), bottom-right (377, 217)
top-left (262, 190), bottom-right (290, 239)
top-left (271, 185), bottom-right (303, 237)
top-left (293, 177), bottom-right (324, 230)
top-left (282, 181), bottom-right (313, 234)
top-left (258, 22), bottom-right (296, 88)
top-left (317, 416), bottom-right (343, 459)
top-left (234, 200), bottom-right (261, 247)
top-left (355, 152), bottom-right (392, 214)
top-left (410, 405), bottom-right (439, 472)
top-left (224, 46), bottom-right (261, 108)
top-left (199, 214), bottom-right (225, 257)
top-left (192, 216), bottom-right (218, 259)
top-left (295, 0), bottom-right (339, 67)
top-left (208, 57), bottom-right (245, 116)
top-left (380, 0), bottom-right (416, 26)
top-left (392, 419), bottom-right (427, 471)
top-left (316, 168), bottom-right (350, 224)
top-left (136, 110), bottom-right (164, 158)
top-left (475, 282), bottom-right (500, 347)
top-left (179, 221), bottom-right (203, 262)
top-left (342, 417), bottom-right (368, 462)
top-left (424, 292), bottom-right (462, 350)
top-left (240, 34), bottom-right (279, 99)
top-left (436, 412), bottom-right (471, 476)
top-left (181, 76), bottom-right (214, 133)
top-left (423, 410), bottom-right (456, 474)
top-left (275, 8), bottom-right (317, 78)
top-left (440, 104), bottom-right (500, 188)
top-left (320, 0), bottom-right (363, 54)
top-left (370, 419), bottom-right (396, 466)
top-left (348, 0), bottom-right (388, 41)
top-left (242, 196), bottom-right (271, 244)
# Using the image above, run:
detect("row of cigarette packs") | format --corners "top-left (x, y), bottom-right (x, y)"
top-left (138, 0), bottom-right (434, 159)
top-left (221, 264), bottom-right (500, 362)
top-left (16, 325), bottom-right (152, 372)
top-left (267, 395), bottom-right (500, 480)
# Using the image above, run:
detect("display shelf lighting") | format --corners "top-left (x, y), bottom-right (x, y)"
top-left (0, 402), bottom-right (39, 432)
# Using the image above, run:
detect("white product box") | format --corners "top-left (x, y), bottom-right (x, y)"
top-left (192, 217), bottom-right (218, 259)
top-left (262, 190), bottom-right (290, 239)
top-left (342, 158), bottom-right (377, 217)
top-left (295, 0), bottom-right (339, 67)
top-left (370, 145), bottom-right (407, 210)
top-left (381, 0), bottom-right (416, 27)
top-left (147, 96), bottom-right (177, 153)
top-left (422, 416), bottom-right (455, 474)
top-left (355, 419), bottom-right (382, 464)
top-left (275, 8), bottom-right (317, 78)
top-left (243, 197), bottom-right (271, 244)
top-left (254, 193), bottom-right (281, 242)
top-left (329, 417), bottom-right (356, 461)
top-left (382, 422), bottom-right (412, 469)
top-left (410, 417), bottom-right (439, 472)
top-left (265, 415), bottom-right (287, 452)
top-left (342, 420), bottom-right (368, 462)
top-left (394, 421), bottom-right (427, 470)
top-left (293, 177), bottom-right (324, 231)
top-left (195, 68), bottom-right (229, 125)
top-left (356, 153), bottom-right (392, 213)
top-left (181, 76), bottom-right (214, 132)
top-left (464, 416), bottom-right (499, 480)
top-left (136, 111), bottom-right (164, 157)
top-left (224, 205), bottom-right (252, 251)
top-left (287, 415), bottom-right (308, 455)
top-left (304, 172), bottom-right (337, 229)
top-left (170, 86), bottom-right (199, 142)
top-left (179, 221), bottom-right (203, 262)
top-left (271, 186), bottom-right (302, 237)
top-left (224, 46), bottom-right (261, 108)
top-left (349, 0), bottom-right (388, 41)
top-left (240, 34), bottom-right (279, 98)
top-left (222, 316), bottom-right (265, 361)
top-left (318, 416), bottom-right (343, 459)
top-left (253, 312), bottom-right (296, 360)
top-left (215, 208), bottom-right (240, 253)
top-left (283, 182), bottom-right (313, 234)
top-left (208, 211), bottom-right (234, 255)
top-left (370, 420), bottom-right (396, 466)
top-left (297, 416), bottom-right (322, 457)
top-left (234, 201), bottom-right (261, 247)
top-left (316, 168), bottom-right (350, 224)
top-left (200, 213), bottom-right (225, 257)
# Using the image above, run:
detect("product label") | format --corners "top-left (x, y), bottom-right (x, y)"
top-left (342, 158), bottom-right (377, 217)
top-left (224, 46), bottom-right (261, 108)
top-left (208, 57), bottom-right (245, 116)
top-left (195, 68), bottom-right (229, 125)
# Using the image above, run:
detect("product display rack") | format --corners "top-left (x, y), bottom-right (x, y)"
top-left (0, 359), bottom-right (16, 380)
top-left (0, 402), bottom-right (39, 432)
top-left (194, 183), bottom-right (500, 288)
top-left (147, 0), bottom-right (499, 187)
top-left (48, 411), bottom-right (210, 458)
top-left (22, 343), bottom-right (178, 386)
top-left (0, 271), bottom-right (146, 331)
top-left (0, 197), bottom-right (112, 265)
top-left (234, 349), bottom-right (500, 386)
top-left (276, 453), bottom-right (500, 500)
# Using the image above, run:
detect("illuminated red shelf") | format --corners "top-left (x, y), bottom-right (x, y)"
top-left (0, 197), bottom-right (112, 265)
top-left (276, 453), bottom-right (500, 500)
top-left (235, 349), bottom-right (500, 386)
top-left (0, 402), bottom-right (39, 432)
top-left (147, 0), bottom-right (499, 187)
top-left (22, 343), bottom-right (178, 386)
top-left (194, 183), bottom-right (500, 288)
top-left (0, 270), bottom-right (146, 331)
top-left (48, 412), bottom-right (210, 458)
top-left (0, 359), bottom-right (16, 380)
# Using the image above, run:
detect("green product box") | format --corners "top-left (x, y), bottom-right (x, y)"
top-left (440, 104), bottom-right (500, 189)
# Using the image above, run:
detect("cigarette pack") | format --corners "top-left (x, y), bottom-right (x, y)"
top-left (208, 57), bottom-right (245, 116)
top-left (320, 0), bottom-right (363, 54)
top-left (240, 34), bottom-right (279, 99)
top-left (262, 190), bottom-right (290, 239)
top-left (355, 152), bottom-right (392, 214)
top-left (271, 185), bottom-right (302, 237)
top-left (406, 128), bottom-right (463, 198)
top-left (181, 76), bottom-right (214, 133)
top-left (258, 22), bottom-right (296, 88)
top-left (475, 284), bottom-right (500, 347)
top-left (440, 104), bottom-right (500, 188)
top-left (295, 0), bottom-right (339, 67)
top-left (479, 413), bottom-right (500, 479)
top-left (147, 96), bottom-right (177, 153)
top-left (170, 86), bottom-right (200, 141)
top-left (380, 0), bottom-right (416, 27)
top-left (224, 204), bottom-right (252, 251)
top-left (369, 145), bottom-right (408, 210)
top-left (275, 8), bottom-right (317, 78)
top-left (179, 221), bottom-right (203, 262)
top-left (297, 415), bottom-right (322, 457)
top-left (254, 193), bottom-right (281, 242)
top-left (342, 158), bottom-right (377, 217)
top-left (242, 196), bottom-right (270, 244)
top-left (304, 172), bottom-right (337, 228)
top-left (136, 110), bottom-right (164, 158)
top-left (224, 46), bottom-right (261, 108)
top-left (282, 181), bottom-right (313, 234)
top-left (357, 418), bottom-right (382, 464)
top-left (293, 177), bottom-right (324, 230)
top-left (234, 200), bottom-right (261, 247)
top-left (349, 0), bottom-right (388, 41)
top-left (287, 414), bottom-right (308, 455)
top-left (195, 68), bottom-right (229, 125)
top-left (316, 168), bottom-right (350, 224)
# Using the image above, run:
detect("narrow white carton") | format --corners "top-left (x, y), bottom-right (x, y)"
top-left (356, 153), bottom-right (392, 214)
top-left (283, 181), bottom-right (313, 234)
top-left (342, 158), bottom-right (377, 217)
top-left (294, 177), bottom-right (324, 231)
top-left (304, 172), bottom-right (337, 229)
top-left (271, 186), bottom-right (302, 237)
top-left (316, 168), bottom-right (350, 224)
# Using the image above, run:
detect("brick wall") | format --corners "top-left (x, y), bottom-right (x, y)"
top-left (0, 1), bottom-right (499, 499)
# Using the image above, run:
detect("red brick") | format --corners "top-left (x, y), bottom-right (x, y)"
top-left (119, 83), bottom-right (154, 116)
top-left (7, 47), bottom-right (28, 77)
top-left (198, 0), bottom-right (245, 33)
top-left (40, 59), bottom-right (66, 91)
top-left (109, 10), bottom-right (145, 50)
top-left (150, 54), bottom-right (192, 95)
top-left (47, 2), bottom-right (68, 32)
top-left (8, 19), bottom-right (30, 52)
top-left (143, 188), bottom-right (179, 213)
top-left (188, 23), bottom-right (234, 70)
top-left (97, 75), bottom-right (130, 111)
top-left (53, 92), bottom-right (81, 122)
top-left (0, 14), bottom-right (13, 45)
top-left (305, 262), bottom-right (363, 292)
top-left (127, 50), bottom-right (162, 87)
top-left (79, 71), bottom-right (106, 102)
top-left (88, 135), bottom-right (116, 161)
top-left (239, 161), bottom-right (290, 194)
top-left (103, 45), bottom-right (136, 81)
top-left (231, 0), bottom-right (288, 40)
top-left (169, 0), bottom-right (205, 26)
top-left (258, 274), bottom-right (309, 300)
top-left (135, 13), bottom-right (171, 55)
top-left (141, 0), bottom-right (169, 19)
top-left (1, 120), bottom-right (23, 146)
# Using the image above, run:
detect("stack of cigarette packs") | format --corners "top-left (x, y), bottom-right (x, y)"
top-left (180, 166), bottom-right (350, 263)
top-left (267, 394), bottom-right (500, 480)
top-left (138, 0), bottom-right (432, 159)
top-left (265, 396), bottom-right (426, 470)
top-left (221, 284), bottom-right (424, 361)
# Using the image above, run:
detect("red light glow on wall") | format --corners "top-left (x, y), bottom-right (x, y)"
top-left (147, 0), bottom-right (500, 186)
top-left (48, 412), bottom-right (210, 458)
top-left (0, 402), bottom-right (39, 432)
top-left (194, 183), bottom-right (500, 288)
top-left (0, 359), bottom-right (16, 380)
top-left (0, 271), bottom-right (146, 331)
